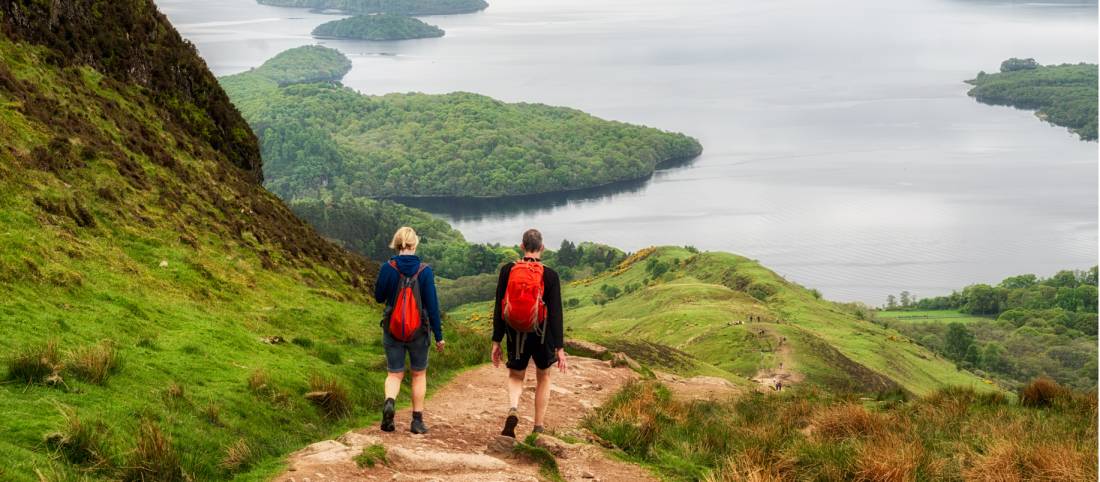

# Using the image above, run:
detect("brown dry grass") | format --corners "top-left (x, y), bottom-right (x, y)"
top-left (124, 419), bottom-right (185, 481)
top-left (706, 447), bottom-right (795, 482)
top-left (307, 374), bottom-right (351, 419)
top-left (854, 433), bottom-right (923, 482)
top-left (811, 403), bottom-right (885, 442)
top-left (220, 438), bottom-right (254, 473)
top-left (66, 340), bottom-right (121, 385)
top-left (1020, 377), bottom-right (1070, 408)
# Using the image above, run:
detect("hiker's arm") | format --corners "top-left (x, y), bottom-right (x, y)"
top-left (492, 265), bottom-right (509, 343)
top-left (546, 270), bottom-right (564, 350)
top-left (373, 263), bottom-right (391, 304)
top-left (421, 267), bottom-right (443, 342)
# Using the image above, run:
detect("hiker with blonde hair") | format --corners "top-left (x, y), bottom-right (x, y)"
top-left (374, 226), bottom-right (444, 434)
top-left (492, 228), bottom-right (567, 438)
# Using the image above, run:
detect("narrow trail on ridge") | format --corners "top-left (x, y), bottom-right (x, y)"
top-left (751, 325), bottom-right (804, 391)
top-left (278, 357), bottom-right (659, 482)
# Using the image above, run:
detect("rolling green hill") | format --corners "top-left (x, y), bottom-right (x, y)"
top-left (312, 14), bottom-right (445, 40)
top-left (0, 2), bottom-right (485, 480)
top-left (967, 58), bottom-right (1098, 141)
top-left (257, 0), bottom-right (489, 16)
top-left (220, 46), bottom-right (703, 199)
top-left (452, 247), bottom-right (998, 396)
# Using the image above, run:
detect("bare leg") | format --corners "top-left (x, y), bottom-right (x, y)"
top-left (508, 369), bottom-right (525, 409)
top-left (411, 370), bottom-right (427, 411)
top-left (385, 371), bottom-right (404, 400)
top-left (534, 368), bottom-right (551, 427)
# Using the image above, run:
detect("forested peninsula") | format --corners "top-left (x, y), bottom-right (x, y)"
top-left (257, 0), bottom-right (488, 15)
top-left (967, 58), bottom-right (1098, 141)
top-left (220, 46), bottom-right (704, 199)
top-left (312, 14), bottom-right (444, 40)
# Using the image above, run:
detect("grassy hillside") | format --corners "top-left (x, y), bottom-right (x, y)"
top-left (0, 2), bottom-right (486, 480)
top-left (453, 247), bottom-right (996, 396)
top-left (588, 379), bottom-right (1097, 480)
top-left (220, 46), bottom-right (703, 199)
top-left (967, 59), bottom-right (1098, 141)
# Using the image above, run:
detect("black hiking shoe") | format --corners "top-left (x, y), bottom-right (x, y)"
top-left (381, 398), bottom-right (395, 432)
top-left (410, 413), bottom-right (429, 434)
top-left (501, 414), bottom-right (519, 438)
top-left (532, 425), bottom-right (544, 435)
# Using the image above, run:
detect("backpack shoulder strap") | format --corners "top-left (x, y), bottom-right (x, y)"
top-left (413, 263), bottom-right (428, 278)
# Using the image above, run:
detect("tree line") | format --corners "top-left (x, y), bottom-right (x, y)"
top-left (967, 58), bottom-right (1098, 141)
top-left (879, 268), bottom-right (1098, 390)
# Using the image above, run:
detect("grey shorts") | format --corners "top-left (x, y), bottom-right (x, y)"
top-left (382, 328), bottom-right (430, 373)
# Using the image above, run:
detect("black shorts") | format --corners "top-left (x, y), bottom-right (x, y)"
top-left (505, 331), bottom-right (558, 371)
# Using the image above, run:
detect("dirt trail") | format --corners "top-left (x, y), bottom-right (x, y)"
top-left (751, 327), bottom-right (805, 391)
top-left (278, 357), bottom-right (657, 482)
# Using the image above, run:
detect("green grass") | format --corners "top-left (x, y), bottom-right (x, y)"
top-left (354, 444), bottom-right (387, 468)
top-left (0, 35), bottom-right (489, 481)
top-left (453, 247), bottom-right (998, 396)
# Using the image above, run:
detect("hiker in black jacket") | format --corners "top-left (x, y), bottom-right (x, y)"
top-left (492, 229), bottom-right (567, 438)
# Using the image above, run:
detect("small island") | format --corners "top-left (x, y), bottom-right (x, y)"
top-left (312, 14), bottom-right (444, 40)
top-left (221, 46), bottom-right (704, 199)
top-left (967, 58), bottom-right (1097, 141)
top-left (257, 0), bottom-right (489, 16)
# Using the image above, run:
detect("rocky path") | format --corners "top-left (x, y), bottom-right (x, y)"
top-left (751, 326), bottom-right (804, 391)
top-left (277, 357), bottom-right (657, 482)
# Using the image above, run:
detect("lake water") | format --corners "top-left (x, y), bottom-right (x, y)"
top-left (158, 0), bottom-right (1098, 303)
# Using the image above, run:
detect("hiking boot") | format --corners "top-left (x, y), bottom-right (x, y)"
top-left (501, 414), bottom-right (519, 438)
top-left (411, 412), bottom-right (429, 434)
top-left (532, 425), bottom-right (545, 435)
top-left (381, 398), bottom-right (395, 432)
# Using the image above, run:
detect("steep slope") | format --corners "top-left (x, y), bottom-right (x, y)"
top-left (0, 2), bottom-right (484, 480)
top-left (453, 247), bottom-right (997, 396)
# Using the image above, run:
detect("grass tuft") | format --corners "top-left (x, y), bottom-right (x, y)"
top-left (314, 343), bottom-right (342, 365)
top-left (45, 404), bottom-right (115, 472)
top-left (513, 433), bottom-right (563, 482)
top-left (6, 339), bottom-right (61, 384)
top-left (124, 419), bottom-right (186, 482)
top-left (220, 438), bottom-right (255, 473)
top-left (66, 340), bottom-right (122, 385)
top-left (1020, 377), bottom-right (1070, 408)
top-left (306, 374), bottom-right (352, 419)
top-left (354, 444), bottom-right (387, 468)
top-left (201, 402), bottom-right (222, 426)
top-left (291, 337), bottom-right (314, 348)
top-left (811, 403), bottom-right (885, 442)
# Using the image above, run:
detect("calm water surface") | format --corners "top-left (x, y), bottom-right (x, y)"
top-left (158, 0), bottom-right (1098, 303)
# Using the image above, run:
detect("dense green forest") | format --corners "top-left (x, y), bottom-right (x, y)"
top-left (967, 58), bottom-right (1098, 141)
top-left (220, 46), bottom-right (703, 199)
top-left (228, 44), bottom-right (351, 87)
top-left (878, 268), bottom-right (1098, 390)
top-left (312, 14), bottom-right (444, 40)
top-left (256, 0), bottom-right (489, 15)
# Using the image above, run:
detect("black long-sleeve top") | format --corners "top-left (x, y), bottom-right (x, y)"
top-left (492, 259), bottom-right (564, 350)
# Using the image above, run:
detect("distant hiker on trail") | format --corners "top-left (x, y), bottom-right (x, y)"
top-left (492, 229), bottom-right (567, 438)
top-left (374, 227), bottom-right (444, 434)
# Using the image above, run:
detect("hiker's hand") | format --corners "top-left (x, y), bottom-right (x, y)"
top-left (435, 340), bottom-right (445, 353)
top-left (492, 342), bottom-right (503, 368)
top-left (557, 349), bottom-right (568, 374)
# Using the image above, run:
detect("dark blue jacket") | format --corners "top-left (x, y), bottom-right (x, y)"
top-left (374, 255), bottom-right (443, 342)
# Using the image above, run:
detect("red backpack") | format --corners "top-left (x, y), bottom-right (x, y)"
top-left (502, 260), bottom-right (548, 335)
top-left (386, 261), bottom-right (428, 342)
